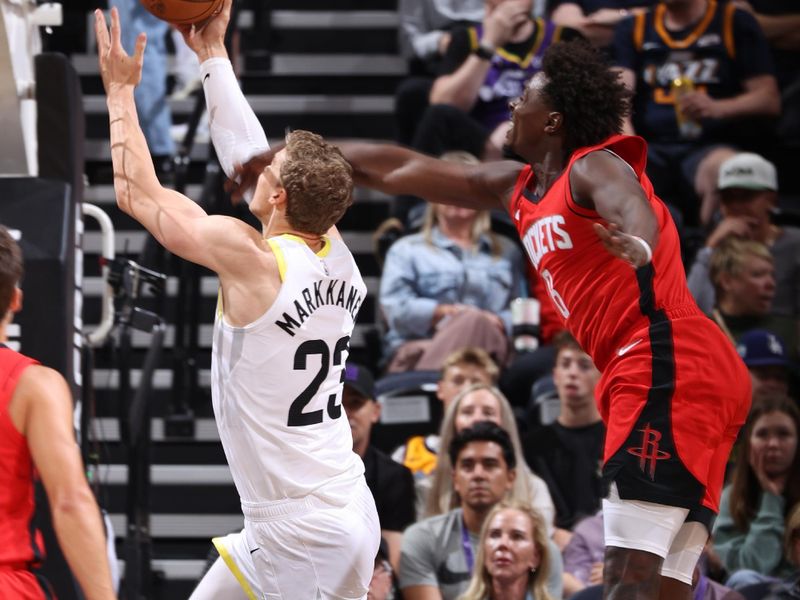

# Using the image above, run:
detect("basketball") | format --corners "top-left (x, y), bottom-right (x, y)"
top-left (138, 0), bottom-right (224, 26)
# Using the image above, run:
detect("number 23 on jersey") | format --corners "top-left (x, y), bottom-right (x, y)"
top-left (288, 335), bottom-right (350, 427)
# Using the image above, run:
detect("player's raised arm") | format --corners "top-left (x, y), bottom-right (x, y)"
top-left (231, 142), bottom-right (522, 212)
top-left (95, 8), bottom-right (258, 274)
top-left (342, 142), bottom-right (523, 210)
top-left (177, 0), bottom-right (271, 192)
top-left (570, 150), bottom-right (659, 268)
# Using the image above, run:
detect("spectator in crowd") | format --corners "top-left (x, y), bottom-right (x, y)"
top-left (563, 511), bottom-right (746, 599)
top-left (523, 331), bottom-right (605, 545)
top-left (343, 363), bottom-right (416, 570)
top-left (398, 0), bottom-right (484, 74)
top-left (611, 0), bottom-right (780, 226)
top-left (394, 0), bottom-right (483, 154)
top-left (733, 0), bottom-right (800, 146)
top-left (687, 153), bottom-right (800, 318)
top-left (394, 0), bottom-right (539, 147)
top-left (736, 329), bottom-right (793, 400)
top-left (398, 422), bottom-right (562, 600)
top-left (380, 194), bottom-right (526, 372)
top-left (425, 384), bottom-right (556, 532)
top-left (108, 0), bottom-right (174, 175)
top-left (459, 502), bottom-right (554, 600)
top-left (562, 511), bottom-right (606, 595)
top-left (713, 395), bottom-right (800, 589)
top-left (412, 0), bottom-right (581, 164)
top-left (392, 347), bottom-right (500, 481)
top-left (708, 236), bottom-right (798, 360)
top-left (549, 0), bottom-right (656, 49)
top-left (738, 502), bottom-right (800, 600)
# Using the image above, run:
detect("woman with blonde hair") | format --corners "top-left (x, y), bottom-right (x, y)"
top-left (379, 151), bottom-right (526, 372)
top-left (459, 501), bottom-right (554, 600)
top-left (426, 383), bottom-right (556, 532)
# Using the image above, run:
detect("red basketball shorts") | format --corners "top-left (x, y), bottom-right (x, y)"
top-left (598, 314), bottom-right (751, 526)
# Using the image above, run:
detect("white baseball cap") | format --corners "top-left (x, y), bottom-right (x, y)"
top-left (718, 153), bottom-right (778, 191)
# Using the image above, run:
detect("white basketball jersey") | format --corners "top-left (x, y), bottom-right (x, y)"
top-left (211, 234), bottom-right (367, 507)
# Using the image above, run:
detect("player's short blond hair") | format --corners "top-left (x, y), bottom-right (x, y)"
top-left (280, 130), bottom-right (354, 235)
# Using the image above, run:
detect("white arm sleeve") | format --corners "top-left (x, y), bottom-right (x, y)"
top-left (200, 57), bottom-right (269, 203)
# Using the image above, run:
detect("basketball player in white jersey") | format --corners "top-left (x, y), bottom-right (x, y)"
top-left (95, 7), bottom-right (380, 599)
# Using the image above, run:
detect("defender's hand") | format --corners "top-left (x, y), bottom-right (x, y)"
top-left (225, 146), bottom-right (281, 203)
top-left (95, 8), bottom-right (145, 95)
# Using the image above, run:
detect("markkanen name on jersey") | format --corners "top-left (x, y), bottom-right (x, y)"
top-left (275, 278), bottom-right (363, 336)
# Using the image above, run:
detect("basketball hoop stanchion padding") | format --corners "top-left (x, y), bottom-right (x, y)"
top-left (0, 178), bottom-right (83, 600)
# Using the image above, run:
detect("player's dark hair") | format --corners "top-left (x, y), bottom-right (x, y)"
top-left (0, 226), bottom-right (23, 316)
top-left (540, 40), bottom-right (630, 158)
top-left (448, 421), bottom-right (516, 471)
top-left (281, 130), bottom-right (354, 235)
top-left (729, 394), bottom-right (800, 532)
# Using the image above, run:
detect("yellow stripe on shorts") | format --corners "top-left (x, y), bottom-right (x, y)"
top-left (212, 536), bottom-right (259, 600)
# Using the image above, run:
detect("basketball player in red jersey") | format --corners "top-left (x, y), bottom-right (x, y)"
top-left (230, 40), bottom-right (751, 600)
top-left (0, 227), bottom-right (116, 599)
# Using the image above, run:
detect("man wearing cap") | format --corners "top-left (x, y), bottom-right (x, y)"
top-left (688, 152), bottom-right (800, 347)
top-left (736, 329), bottom-right (793, 399)
top-left (343, 363), bottom-right (416, 570)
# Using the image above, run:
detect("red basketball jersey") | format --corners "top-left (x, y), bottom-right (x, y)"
top-left (0, 345), bottom-right (43, 567)
top-left (509, 134), bottom-right (702, 372)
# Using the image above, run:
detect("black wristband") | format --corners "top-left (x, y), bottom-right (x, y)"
top-left (473, 43), bottom-right (495, 61)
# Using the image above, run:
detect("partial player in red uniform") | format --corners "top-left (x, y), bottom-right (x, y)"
top-left (0, 227), bottom-right (116, 600)
top-left (230, 39), bottom-right (750, 600)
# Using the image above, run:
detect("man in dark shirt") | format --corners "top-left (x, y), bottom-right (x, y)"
top-left (524, 331), bottom-right (605, 545)
top-left (343, 363), bottom-right (416, 569)
top-left (611, 0), bottom-right (780, 225)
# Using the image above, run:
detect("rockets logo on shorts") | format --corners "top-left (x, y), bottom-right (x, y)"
top-left (626, 423), bottom-right (671, 480)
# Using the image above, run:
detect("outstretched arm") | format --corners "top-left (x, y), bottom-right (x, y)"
top-left (322, 141), bottom-right (521, 211)
top-left (570, 150), bottom-right (658, 268)
top-left (13, 367), bottom-right (116, 600)
top-left (228, 142), bottom-right (522, 211)
top-left (96, 8), bottom-right (259, 275)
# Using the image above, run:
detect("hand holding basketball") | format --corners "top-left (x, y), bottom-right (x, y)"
top-left (139, 0), bottom-right (224, 26)
top-left (95, 7), bottom-right (145, 95)
top-left (176, 0), bottom-right (233, 61)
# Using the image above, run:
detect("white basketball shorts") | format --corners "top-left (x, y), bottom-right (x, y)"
top-left (214, 478), bottom-right (380, 599)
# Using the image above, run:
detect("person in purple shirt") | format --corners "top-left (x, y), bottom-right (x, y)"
top-left (410, 0), bottom-right (582, 163)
